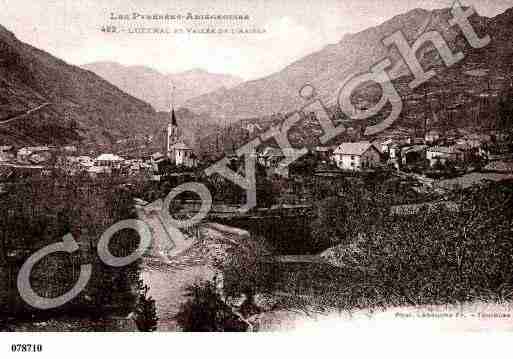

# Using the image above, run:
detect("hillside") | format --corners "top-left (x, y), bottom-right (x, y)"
top-left (81, 62), bottom-right (243, 112)
top-left (182, 8), bottom-right (470, 121)
top-left (194, 6), bottom-right (513, 152)
top-left (1, 5), bottom-right (511, 152)
top-left (183, 7), bottom-right (513, 122)
top-left (0, 24), bottom-right (163, 147)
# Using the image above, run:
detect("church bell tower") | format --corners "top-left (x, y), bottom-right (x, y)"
top-left (167, 108), bottom-right (179, 157)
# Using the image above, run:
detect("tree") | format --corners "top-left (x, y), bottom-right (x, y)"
top-left (325, 180), bottom-right (513, 306)
top-left (174, 280), bottom-right (248, 332)
top-left (311, 181), bottom-right (389, 249)
top-left (222, 234), bottom-right (273, 299)
top-left (498, 83), bottom-right (513, 132)
top-left (134, 282), bottom-right (158, 332)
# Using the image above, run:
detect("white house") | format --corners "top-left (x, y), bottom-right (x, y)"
top-left (425, 130), bottom-right (441, 144)
top-left (76, 156), bottom-right (94, 168)
top-left (0, 146), bottom-right (15, 162)
top-left (258, 147), bottom-right (284, 168)
top-left (169, 142), bottom-right (195, 168)
top-left (61, 145), bottom-right (77, 153)
top-left (17, 146), bottom-right (52, 164)
top-left (332, 142), bottom-right (381, 171)
top-left (87, 165), bottom-right (110, 178)
top-left (426, 146), bottom-right (464, 167)
top-left (94, 154), bottom-right (124, 169)
top-left (372, 138), bottom-right (395, 154)
top-left (456, 134), bottom-right (490, 150)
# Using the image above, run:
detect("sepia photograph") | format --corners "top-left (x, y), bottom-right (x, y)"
top-left (0, 0), bottom-right (512, 356)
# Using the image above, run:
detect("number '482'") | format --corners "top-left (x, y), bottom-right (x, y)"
top-left (101, 26), bottom-right (117, 33)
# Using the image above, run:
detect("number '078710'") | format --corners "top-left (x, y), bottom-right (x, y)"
top-left (11, 344), bottom-right (43, 353)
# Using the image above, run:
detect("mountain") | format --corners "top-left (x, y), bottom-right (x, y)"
top-left (2, 5), bottom-right (511, 152)
top-left (191, 6), bottom-right (513, 152)
top-left (81, 62), bottom-right (243, 112)
top-left (0, 24), bottom-right (167, 147)
top-left (182, 7), bottom-right (508, 124)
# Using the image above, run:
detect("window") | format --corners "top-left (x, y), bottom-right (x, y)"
top-left (351, 155), bottom-right (355, 160)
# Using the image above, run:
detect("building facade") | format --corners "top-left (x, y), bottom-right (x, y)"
top-left (426, 146), bottom-right (464, 167)
top-left (332, 142), bottom-right (381, 171)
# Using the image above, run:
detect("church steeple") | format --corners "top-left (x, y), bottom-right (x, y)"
top-left (167, 107), bottom-right (180, 155)
top-left (171, 107), bottom-right (177, 127)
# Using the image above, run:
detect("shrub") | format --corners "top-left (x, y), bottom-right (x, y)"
top-left (133, 282), bottom-right (158, 332)
top-left (175, 280), bottom-right (248, 332)
top-left (322, 180), bottom-right (513, 308)
top-left (0, 176), bottom-right (142, 317)
top-left (222, 234), bottom-right (275, 299)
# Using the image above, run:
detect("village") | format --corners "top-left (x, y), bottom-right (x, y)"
top-left (1, 104), bottom-right (512, 201)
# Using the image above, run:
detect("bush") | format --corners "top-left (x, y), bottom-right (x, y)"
top-left (133, 282), bottom-right (158, 332)
top-left (322, 180), bottom-right (513, 308)
top-left (175, 280), bottom-right (248, 332)
top-left (0, 176), bottom-right (142, 317)
top-left (222, 235), bottom-right (274, 298)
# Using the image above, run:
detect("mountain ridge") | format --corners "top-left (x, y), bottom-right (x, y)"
top-left (181, 6), bottom-right (496, 124)
top-left (194, 6), bottom-right (513, 153)
top-left (81, 62), bottom-right (244, 112)
top-left (0, 23), bottom-right (166, 147)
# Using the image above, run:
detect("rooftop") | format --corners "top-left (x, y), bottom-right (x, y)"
top-left (170, 142), bottom-right (192, 150)
top-left (402, 145), bottom-right (428, 154)
top-left (428, 146), bottom-right (462, 154)
top-left (96, 153), bottom-right (124, 162)
top-left (334, 141), bottom-right (376, 156)
top-left (260, 147), bottom-right (283, 158)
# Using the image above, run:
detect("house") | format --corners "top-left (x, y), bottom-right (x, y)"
top-left (0, 146), bottom-right (15, 162)
top-left (480, 143), bottom-right (512, 161)
top-left (169, 142), bottom-right (195, 168)
top-left (87, 165), bottom-right (110, 178)
top-left (401, 145), bottom-right (428, 166)
top-left (151, 152), bottom-right (165, 162)
top-left (312, 146), bottom-right (334, 162)
top-left (94, 154), bottom-right (124, 169)
top-left (124, 159), bottom-right (144, 175)
top-left (76, 156), bottom-right (94, 168)
top-left (454, 143), bottom-right (478, 159)
top-left (389, 144), bottom-right (401, 162)
top-left (426, 146), bottom-right (464, 167)
top-left (17, 146), bottom-right (53, 164)
top-left (259, 147), bottom-right (284, 168)
top-left (57, 156), bottom-right (82, 175)
top-left (61, 145), bottom-right (77, 153)
top-left (425, 130), bottom-right (441, 144)
top-left (456, 133), bottom-right (491, 149)
top-left (372, 138), bottom-right (395, 154)
top-left (456, 138), bottom-right (482, 149)
top-left (332, 142), bottom-right (381, 171)
top-left (30, 152), bottom-right (53, 165)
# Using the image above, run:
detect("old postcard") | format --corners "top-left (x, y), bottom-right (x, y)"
top-left (0, 0), bottom-right (512, 356)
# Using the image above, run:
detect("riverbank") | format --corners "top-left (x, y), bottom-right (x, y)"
top-left (140, 222), bottom-right (248, 331)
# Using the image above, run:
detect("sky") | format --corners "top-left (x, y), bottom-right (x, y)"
top-left (0, 0), bottom-right (511, 80)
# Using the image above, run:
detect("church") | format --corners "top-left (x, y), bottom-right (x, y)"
top-left (165, 108), bottom-right (196, 168)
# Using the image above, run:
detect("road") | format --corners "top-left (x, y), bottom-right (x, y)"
top-left (0, 103), bottom-right (52, 126)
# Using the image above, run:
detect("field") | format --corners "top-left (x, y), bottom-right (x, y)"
top-left (437, 172), bottom-right (513, 190)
